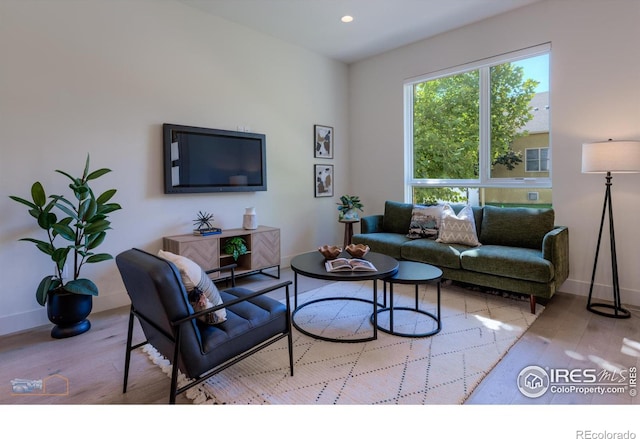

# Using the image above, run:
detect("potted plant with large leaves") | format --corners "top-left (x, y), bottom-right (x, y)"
top-left (10, 155), bottom-right (121, 338)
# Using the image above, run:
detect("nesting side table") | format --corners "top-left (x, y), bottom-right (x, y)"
top-left (374, 260), bottom-right (443, 338)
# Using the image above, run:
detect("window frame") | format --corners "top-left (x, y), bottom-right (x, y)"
top-left (525, 147), bottom-right (550, 172)
top-left (403, 44), bottom-right (551, 202)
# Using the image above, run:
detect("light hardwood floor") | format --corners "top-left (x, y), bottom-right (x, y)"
top-left (1, 268), bottom-right (638, 405)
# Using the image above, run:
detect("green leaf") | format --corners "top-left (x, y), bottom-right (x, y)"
top-left (64, 278), bottom-right (99, 296)
top-left (84, 219), bottom-right (111, 235)
top-left (51, 247), bottom-right (70, 268)
top-left (82, 154), bottom-right (90, 180)
top-left (19, 238), bottom-right (54, 256)
top-left (98, 203), bottom-right (122, 215)
top-left (9, 195), bottom-right (37, 210)
top-left (52, 223), bottom-right (76, 241)
top-left (55, 169), bottom-right (75, 182)
top-left (54, 199), bottom-right (79, 220)
top-left (36, 276), bottom-right (60, 306)
top-left (86, 231), bottom-right (106, 250)
top-left (96, 189), bottom-right (117, 204)
top-left (86, 253), bottom-right (113, 263)
top-left (37, 211), bottom-right (57, 229)
top-left (86, 168), bottom-right (111, 181)
top-left (31, 182), bottom-right (46, 207)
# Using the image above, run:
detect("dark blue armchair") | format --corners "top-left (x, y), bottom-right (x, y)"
top-left (116, 248), bottom-right (293, 403)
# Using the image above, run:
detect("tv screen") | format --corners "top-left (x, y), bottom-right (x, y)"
top-left (163, 124), bottom-right (267, 193)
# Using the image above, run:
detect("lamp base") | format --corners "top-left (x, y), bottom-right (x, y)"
top-left (587, 302), bottom-right (630, 319)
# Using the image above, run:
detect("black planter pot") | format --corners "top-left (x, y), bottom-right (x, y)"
top-left (47, 289), bottom-right (93, 339)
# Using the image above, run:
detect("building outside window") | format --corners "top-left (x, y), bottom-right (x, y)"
top-left (404, 44), bottom-right (551, 207)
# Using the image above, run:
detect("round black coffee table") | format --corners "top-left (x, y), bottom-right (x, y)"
top-left (290, 251), bottom-right (398, 343)
top-left (373, 261), bottom-right (443, 338)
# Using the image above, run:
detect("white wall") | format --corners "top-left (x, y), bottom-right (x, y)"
top-left (349, 0), bottom-right (640, 306)
top-left (0, 0), bottom-right (349, 335)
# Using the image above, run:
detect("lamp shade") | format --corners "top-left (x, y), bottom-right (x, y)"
top-left (582, 140), bottom-right (640, 173)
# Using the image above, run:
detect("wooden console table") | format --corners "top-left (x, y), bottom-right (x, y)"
top-left (163, 226), bottom-right (280, 281)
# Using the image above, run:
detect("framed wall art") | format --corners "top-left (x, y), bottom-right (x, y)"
top-left (314, 164), bottom-right (334, 197)
top-left (314, 124), bottom-right (333, 158)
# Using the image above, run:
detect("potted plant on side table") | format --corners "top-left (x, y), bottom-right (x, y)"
top-left (337, 194), bottom-right (363, 221)
top-left (9, 155), bottom-right (122, 339)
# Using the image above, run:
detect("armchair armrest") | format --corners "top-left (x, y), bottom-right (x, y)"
top-left (206, 263), bottom-right (237, 287)
top-left (173, 280), bottom-right (293, 326)
top-left (360, 215), bottom-right (384, 234)
top-left (542, 226), bottom-right (569, 284)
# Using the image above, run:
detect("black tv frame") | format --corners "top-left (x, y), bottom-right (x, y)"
top-left (163, 123), bottom-right (267, 194)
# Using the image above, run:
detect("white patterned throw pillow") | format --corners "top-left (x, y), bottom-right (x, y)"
top-left (157, 250), bottom-right (227, 324)
top-left (436, 204), bottom-right (481, 247)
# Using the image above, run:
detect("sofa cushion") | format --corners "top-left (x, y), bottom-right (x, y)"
top-left (352, 232), bottom-right (409, 259)
top-left (460, 245), bottom-right (554, 283)
top-left (401, 239), bottom-right (464, 269)
top-left (382, 201), bottom-right (414, 234)
top-left (436, 204), bottom-right (481, 247)
top-left (407, 204), bottom-right (443, 239)
top-left (479, 206), bottom-right (554, 249)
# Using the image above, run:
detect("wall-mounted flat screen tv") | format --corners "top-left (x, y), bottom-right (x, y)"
top-left (163, 123), bottom-right (267, 193)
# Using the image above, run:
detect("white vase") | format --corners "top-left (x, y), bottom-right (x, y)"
top-left (243, 207), bottom-right (257, 230)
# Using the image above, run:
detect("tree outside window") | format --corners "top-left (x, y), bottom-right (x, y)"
top-left (406, 46), bottom-right (551, 207)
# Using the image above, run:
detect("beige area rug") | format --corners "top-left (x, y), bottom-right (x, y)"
top-left (144, 280), bottom-right (543, 404)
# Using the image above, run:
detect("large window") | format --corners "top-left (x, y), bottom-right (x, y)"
top-left (404, 44), bottom-right (551, 207)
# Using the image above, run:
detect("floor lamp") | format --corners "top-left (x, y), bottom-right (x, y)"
top-left (581, 139), bottom-right (640, 319)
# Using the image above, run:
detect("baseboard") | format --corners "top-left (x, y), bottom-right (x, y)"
top-left (0, 290), bottom-right (130, 337)
top-left (561, 278), bottom-right (640, 308)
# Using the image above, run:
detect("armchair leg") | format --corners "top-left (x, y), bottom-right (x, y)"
top-left (285, 284), bottom-right (294, 376)
top-left (123, 306), bottom-right (135, 394)
top-left (169, 328), bottom-right (182, 404)
top-left (530, 295), bottom-right (536, 314)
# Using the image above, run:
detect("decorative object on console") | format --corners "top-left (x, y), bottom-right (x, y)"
top-left (222, 236), bottom-right (248, 261)
top-left (193, 211), bottom-right (221, 235)
top-left (318, 245), bottom-right (342, 260)
top-left (242, 207), bottom-right (257, 230)
top-left (314, 124), bottom-right (333, 158)
top-left (337, 194), bottom-right (363, 221)
top-left (582, 139), bottom-right (640, 319)
top-left (345, 243), bottom-right (370, 258)
top-left (314, 164), bottom-right (334, 197)
top-left (9, 154), bottom-right (122, 338)
top-left (193, 211), bottom-right (214, 231)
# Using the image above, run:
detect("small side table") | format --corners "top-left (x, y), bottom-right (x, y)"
top-left (339, 219), bottom-right (359, 248)
top-left (373, 261), bottom-right (443, 338)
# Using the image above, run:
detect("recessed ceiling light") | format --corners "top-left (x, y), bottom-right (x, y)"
top-left (341, 15), bottom-right (354, 23)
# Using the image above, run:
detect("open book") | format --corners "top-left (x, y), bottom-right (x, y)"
top-left (325, 258), bottom-right (377, 272)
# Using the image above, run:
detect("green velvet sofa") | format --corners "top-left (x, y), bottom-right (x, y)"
top-left (352, 201), bottom-right (569, 313)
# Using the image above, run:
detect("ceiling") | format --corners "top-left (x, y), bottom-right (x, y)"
top-left (178, 0), bottom-right (541, 64)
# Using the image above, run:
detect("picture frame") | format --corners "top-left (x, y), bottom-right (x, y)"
top-left (314, 124), bottom-right (333, 158)
top-left (314, 164), bottom-right (334, 197)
